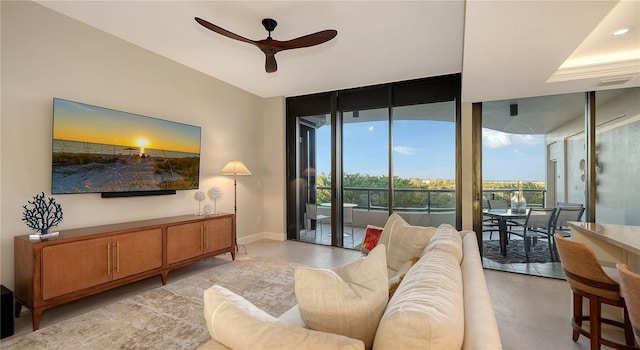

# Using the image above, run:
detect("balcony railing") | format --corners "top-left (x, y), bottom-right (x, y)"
top-left (316, 186), bottom-right (546, 213)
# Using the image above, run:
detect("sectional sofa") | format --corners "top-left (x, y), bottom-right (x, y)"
top-left (199, 214), bottom-right (502, 349)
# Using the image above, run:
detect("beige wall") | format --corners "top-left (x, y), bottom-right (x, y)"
top-left (0, 1), bottom-right (484, 291)
top-left (260, 96), bottom-right (287, 240)
top-left (0, 1), bottom-right (285, 288)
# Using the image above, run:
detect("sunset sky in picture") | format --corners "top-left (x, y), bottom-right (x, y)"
top-left (53, 98), bottom-right (201, 154)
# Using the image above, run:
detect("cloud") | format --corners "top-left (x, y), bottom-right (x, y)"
top-left (483, 129), bottom-right (543, 149)
top-left (483, 129), bottom-right (511, 148)
top-left (512, 134), bottom-right (543, 145)
top-left (393, 146), bottom-right (416, 155)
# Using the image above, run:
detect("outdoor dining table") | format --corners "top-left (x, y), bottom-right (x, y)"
top-left (483, 208), bottom-right (529, 257)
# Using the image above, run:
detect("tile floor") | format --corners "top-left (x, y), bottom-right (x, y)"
top-left (480, 231), bottom-right (566, 279)
top-left (5, 239), bottom-right (633, 349)
top-left (297, 223), bottom-right (366, 249)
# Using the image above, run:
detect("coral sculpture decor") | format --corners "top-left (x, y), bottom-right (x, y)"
top-left (22, 192), bottom-right (63, 235)
top-left (207, 186), bottom-right (223, 214)
top-left (194, 190), bottom-right (206, 215)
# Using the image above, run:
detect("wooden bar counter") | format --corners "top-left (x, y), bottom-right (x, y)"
top-left (568, 221), bottom-right (640, 272)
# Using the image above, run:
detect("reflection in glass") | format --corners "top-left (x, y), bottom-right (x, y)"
top-left (595, 87), bottom-right (640, 225)
top-left (298, 114), bottom-right (332, 246)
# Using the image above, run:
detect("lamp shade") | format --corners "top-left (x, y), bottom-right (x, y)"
top-left (220, 160), bottom-right (252, 176)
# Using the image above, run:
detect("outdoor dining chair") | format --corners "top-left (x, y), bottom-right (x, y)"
top-left (305, 203), bottom-right (330, 240)
top-left (343, 206), bottom-right (354, 246)
top-left (511, 208), bottom-right (556, 262)
top-left (551, 206), bottom-right (585, 260)
top-left (483, 199), bottom-right (520, 240)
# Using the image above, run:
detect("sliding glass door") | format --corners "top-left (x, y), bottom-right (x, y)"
top-left (341, 107), bottom-right (389, 247)
top-left (286, 75), bottom-right (461, 249)
top-left (392, 102), bottom-right (456, 227)
top-left (478, 87), bottom-right (639, 277)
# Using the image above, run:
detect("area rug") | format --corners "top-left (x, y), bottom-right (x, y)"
top-left (1, 256), bottom-right (299, 350)
top-left (483, 239), bottom-right (554, 264)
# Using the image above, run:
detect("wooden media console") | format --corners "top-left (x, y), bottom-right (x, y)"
top-left (14, 213), bottom-right (235, 330)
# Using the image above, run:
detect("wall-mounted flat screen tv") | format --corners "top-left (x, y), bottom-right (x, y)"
top-left (52, 98), bottom-right (201, 196)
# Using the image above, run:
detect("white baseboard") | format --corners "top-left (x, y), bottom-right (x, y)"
top-left (237, 231), bottom-right (286, 245)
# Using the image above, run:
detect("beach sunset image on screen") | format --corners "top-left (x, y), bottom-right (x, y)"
top-left (52, 98), bottom-right (201, 194)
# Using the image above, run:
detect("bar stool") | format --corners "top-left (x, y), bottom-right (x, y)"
top-left (617, 263), bottom-right (640, 345)
top-left (554, 234), bottom-right (635, 350)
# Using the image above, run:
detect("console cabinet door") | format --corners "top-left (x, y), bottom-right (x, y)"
top-left (112, 228), bottom-right (163, 280)
top-left (166, 222), bottom-right (203, 264)
top-left (41, 237), bottom-right (113, 300)
top-left (204, 217), bottom-right (233, 254)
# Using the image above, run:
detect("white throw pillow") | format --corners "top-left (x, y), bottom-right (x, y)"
top-left (378, 213), bottom-right (436, 270)
top-left (203, 285), bottom-right (365, 350)
top-left (294, 244), bottom-right (388, 350)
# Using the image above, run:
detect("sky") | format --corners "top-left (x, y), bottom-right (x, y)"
top-left (53, 98), bottom-right (201, 154)
top-left (316, 120), bottom-right (545, 182)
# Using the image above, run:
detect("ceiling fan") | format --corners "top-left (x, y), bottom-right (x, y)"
top-left (195, 17), bottom-right (337, 73)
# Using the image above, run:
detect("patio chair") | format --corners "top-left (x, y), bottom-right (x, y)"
top-left (488, 199), bottom-right (509, 210)
top-left (510, 208), bottom-right (556, 262)
top-left (554, 234), bottom-right (635, 350)
top-left (616, 263), bottom-right (640, 345)
top-left (305, 203), bottom-right (330, 240)
top-left (343, 206), bottom-right (354, 246)
top-left (556, 202), bottom-right (584, 209)
top-left (482, 199), bottom-right (501, 240)
top-left (551, 206), bottom-right (585, 260)
top-left (483, 199), bottom-right (519, 240)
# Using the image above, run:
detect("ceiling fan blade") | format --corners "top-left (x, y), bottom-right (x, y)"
top-left (277, 30), bottom-right (338, 51)
top-left (265, 53), bottom-right (278, 73)
top-left (195, 17), bottom-right (256, 46)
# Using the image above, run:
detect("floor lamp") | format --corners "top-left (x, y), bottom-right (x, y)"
top-left (220, 160), bottom-right (252, 254)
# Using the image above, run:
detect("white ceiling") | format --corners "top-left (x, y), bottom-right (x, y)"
top-left (36, 0), bottom-right (639, 102)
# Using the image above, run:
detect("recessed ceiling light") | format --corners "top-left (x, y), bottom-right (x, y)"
top-left (611, 28), bottom-right (630, 36)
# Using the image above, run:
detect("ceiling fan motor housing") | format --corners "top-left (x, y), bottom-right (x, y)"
top-left (262, 18), bottom-right (277, 34)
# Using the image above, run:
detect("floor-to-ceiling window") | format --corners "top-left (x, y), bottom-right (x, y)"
top-left (286, 74), bottom-right (461, 249)
top-left (478, 87), bottom-right (639, 278)
top-left (392, 102), bottom-right (456, 227)
top-left (340, 107), bottom-right (389, 247)
top-left (480, 93), bottom-right (585, 278)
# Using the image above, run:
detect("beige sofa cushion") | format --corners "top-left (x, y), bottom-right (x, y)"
top-left (423, 223), bottom-right (463, 263)
top-left (378, 213), bottom-right (435, 270)
top-left (295, 244), bottom-right (388, 349)
top-left (373, 246), bottom-right (464, 350)
top-left (203, 285), bottom-right (364, 350)
top-left (459, 231), bottom-right (503, 350)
